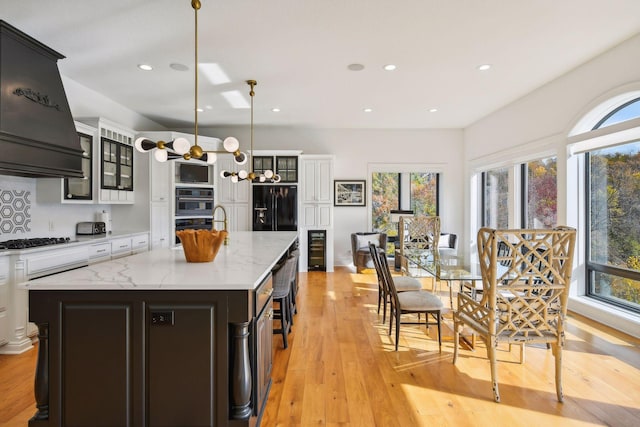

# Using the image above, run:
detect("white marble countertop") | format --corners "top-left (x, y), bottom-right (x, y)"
top-left (21, 231), bottom-right (298, 291)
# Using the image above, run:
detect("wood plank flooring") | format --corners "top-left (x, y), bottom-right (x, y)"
top-left (1, 267), bottom-right (639, 426)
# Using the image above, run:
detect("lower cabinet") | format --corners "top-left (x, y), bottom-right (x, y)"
top-left (28, 286), bottom-right (270, 427)
top-left (0, 257), bottom-right (9, 346)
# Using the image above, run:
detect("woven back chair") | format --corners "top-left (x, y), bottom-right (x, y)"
top-left (399, 215), bottom-right (440, 274)
top-left (453, 226), bottom-right (576, 403)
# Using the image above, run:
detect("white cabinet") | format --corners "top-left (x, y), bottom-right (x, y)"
top-left (218, 155), bottom-right (250, 204)
top-left (299, 155), bottom-right (335, 272)
top-left (131, 233), bottom-right (149, 254)
top-left (299, 155), bottom-right (334, 228)
top-left (89, 242), bottom-right (111, 264)
top-left (111, 237), bottom-right (132, 259)
top-left (216, 154), bottom-right (250, 232)
top-left (151, 202), bottom-right (171, 249)
top-left (0, 256), bottom-right (9, 346)
top-left (301, 157), bottom-right (332, 204)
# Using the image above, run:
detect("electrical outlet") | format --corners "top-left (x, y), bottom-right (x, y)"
top-left (151, 311), bottom-right (174, 326)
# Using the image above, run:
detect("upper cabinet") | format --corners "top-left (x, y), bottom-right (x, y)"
top-left (36, 121), bottom-right (98, 204)
top-left (252, 153), bottom-right (299, 183)
top-left (79, 118), bottom-right (136, 204)
top-left (301, 156), bottom-right (333, 204)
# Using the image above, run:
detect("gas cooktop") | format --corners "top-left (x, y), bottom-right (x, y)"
top-left (0, 237), bottom-right (72, 250)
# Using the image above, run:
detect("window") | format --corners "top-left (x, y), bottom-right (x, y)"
top-left (586, 141), bottom-right (640, 312)
top-left (583, 97), bottom-right (640, 312)
top-left (481, 167), bottom-right (509, 228)
top-left (523, 157), bottom-right (557, 229)
top-left (371, 171), bottom-right (439, 254)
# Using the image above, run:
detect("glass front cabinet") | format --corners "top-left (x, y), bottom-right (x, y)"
top-left (64, 131), bottom-right (93, 200)
top-left (101, 137), bottom-right (133, 192)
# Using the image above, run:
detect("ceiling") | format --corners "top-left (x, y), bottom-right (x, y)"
top-left (3, 0), bottom-right (640, 130)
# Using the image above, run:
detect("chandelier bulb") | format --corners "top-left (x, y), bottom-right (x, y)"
top-left (259, 175), bottom-right (266, 183)
top-left (273, 174), bottom-right (281, 183)
top-left (264, 169), bottom-right (274, 179)
top-left (223, 137), bottom-right (240, 153)
top-left (238, 169), bottom-right (248, 179)
top-left (205, 152), bottom-right (217, 164)
top-left (231, 175), bottom-right (239, 183)
top-left (154, 149), bottom-right (168, 162)
top-left (173, 137), bottom-right (191, 155)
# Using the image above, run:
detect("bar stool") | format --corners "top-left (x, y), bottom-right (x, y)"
top-left (272, 255), bottom-right (297, 348)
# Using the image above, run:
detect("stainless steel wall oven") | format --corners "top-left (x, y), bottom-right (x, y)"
top-left (175, 187), bottom-right (214, 216)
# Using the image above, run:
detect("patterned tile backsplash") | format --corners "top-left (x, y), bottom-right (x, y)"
top-left (0, 189), bottom-right (32, 234)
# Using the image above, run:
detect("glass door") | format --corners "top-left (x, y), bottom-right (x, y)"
top-left (64, 132), bottom-right (93, 200)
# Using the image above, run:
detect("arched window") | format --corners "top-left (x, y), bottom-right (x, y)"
top-left (593, 97), bottom-right (640, 130)
top-left (585, 96), bottom-right (640, 313)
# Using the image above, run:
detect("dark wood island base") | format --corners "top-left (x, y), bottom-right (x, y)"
top-left (28, 284), bottom-right (273, 427)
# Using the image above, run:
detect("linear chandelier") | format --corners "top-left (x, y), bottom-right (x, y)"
top-left (219, 80), bottom-right (280, 183)
top-left (134, 0), bottom-right (247, 167)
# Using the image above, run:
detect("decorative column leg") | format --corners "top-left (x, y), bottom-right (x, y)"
top-left (30, 323), bottom-right (49, 422)
top-left (230, 322), bottom-right (252, 419)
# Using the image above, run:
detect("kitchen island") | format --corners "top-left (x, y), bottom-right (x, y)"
top-left (22, 231), bottom-right (298, 427)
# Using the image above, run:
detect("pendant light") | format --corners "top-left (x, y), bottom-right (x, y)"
top-left (134, 0), bottom-right (247, 166)
top-left (220, 80), bottom-right (280, 183)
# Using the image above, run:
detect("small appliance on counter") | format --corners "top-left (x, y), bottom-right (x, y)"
top-left (76, 221), bottom-right (106, 236)
top-left (96, 210), bottom-right (112, 234)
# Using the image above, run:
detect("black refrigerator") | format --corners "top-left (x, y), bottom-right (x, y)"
top-left (252, 185), bottom-right (298, 231)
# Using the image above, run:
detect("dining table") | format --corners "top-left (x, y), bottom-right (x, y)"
top-left (399, 248), bottom-right (484, 309)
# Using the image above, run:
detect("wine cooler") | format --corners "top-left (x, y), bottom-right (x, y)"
top-left (307, 230), bottom-right (326, 271)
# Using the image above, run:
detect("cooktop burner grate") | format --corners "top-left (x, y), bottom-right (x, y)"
top-left (0, 237), bottom-right (71, 250)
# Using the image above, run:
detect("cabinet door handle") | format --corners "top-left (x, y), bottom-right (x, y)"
top-left (266, 310), bottom-right (274, 319)
top-left (262, 288), bottom-right (274, 297)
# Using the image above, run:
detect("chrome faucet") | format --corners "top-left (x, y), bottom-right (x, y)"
top-left (212, 204), bottom-right (229, 245)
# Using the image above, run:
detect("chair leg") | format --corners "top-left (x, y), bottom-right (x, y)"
top-left (436, 312), bottom-right (442, 353)
top-left (395, 313), bottom-right (401, 351)
top-left (453, 317), bottom-right (459, 364)
top-left (552, 342), bottom-right (564, 402)
top-left (382, 292), bottom-right (388, 324)
top-left (487, 338), bottom-right (500, 403)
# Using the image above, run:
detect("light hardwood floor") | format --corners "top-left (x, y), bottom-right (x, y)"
top-left (1, 267), bottom-right (639, 426)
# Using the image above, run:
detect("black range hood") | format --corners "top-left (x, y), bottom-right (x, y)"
top-left (0, 20), bottom-right (83, 178)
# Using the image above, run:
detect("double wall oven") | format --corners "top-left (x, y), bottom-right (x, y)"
top-left (175, 187), bottom-right (214, 244)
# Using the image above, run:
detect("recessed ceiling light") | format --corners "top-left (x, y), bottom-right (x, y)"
top-left (348, 63), bottom-right (365, 71)
top-left (196, 108), bottom-right (204, 113)
top-left (363, 108), bottom-right (373, 113)
top-left (477, 64), bottom-right (491, 71)
top-left (138, 64), bottom-right (153, 71)
top-left (205, 105), bottom-right (213, 110)
top-left (271, 108), bottom-right (280, 113)
top-left (169, 63), bottom-right (189, 72)
top-left (429, 108), bottom-right (438, 113)
top-left (383, 64), bottom-right (396, 71)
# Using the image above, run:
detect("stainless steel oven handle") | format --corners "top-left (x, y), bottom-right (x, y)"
top-left (176, 197), bottom-right (214, 201)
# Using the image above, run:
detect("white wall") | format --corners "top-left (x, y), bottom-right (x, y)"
top-left (464, 33), bottom-right (640, 337)
top-left (201, 126), bottom-right (465, 267)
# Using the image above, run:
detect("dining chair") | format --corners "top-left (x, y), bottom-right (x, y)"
top-left (452, 227), bottom-right (576, 402)
top-left (376, 245), bottom-right (443, 352)
top-left (272, 255), bottom-right (297, 349)
top-left (369, 243), bottom-right (422, 323)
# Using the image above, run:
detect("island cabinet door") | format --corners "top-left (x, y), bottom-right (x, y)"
top-left (146, 302), bottom-right (225, 427)
top-left (253, 297), bottom-right (273, 418)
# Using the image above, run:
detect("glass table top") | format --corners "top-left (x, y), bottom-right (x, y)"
top-left (400, 249), bottom-right (483, 282)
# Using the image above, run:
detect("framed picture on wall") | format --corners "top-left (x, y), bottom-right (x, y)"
top-left (334, 180), bottom-right (366, 206)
